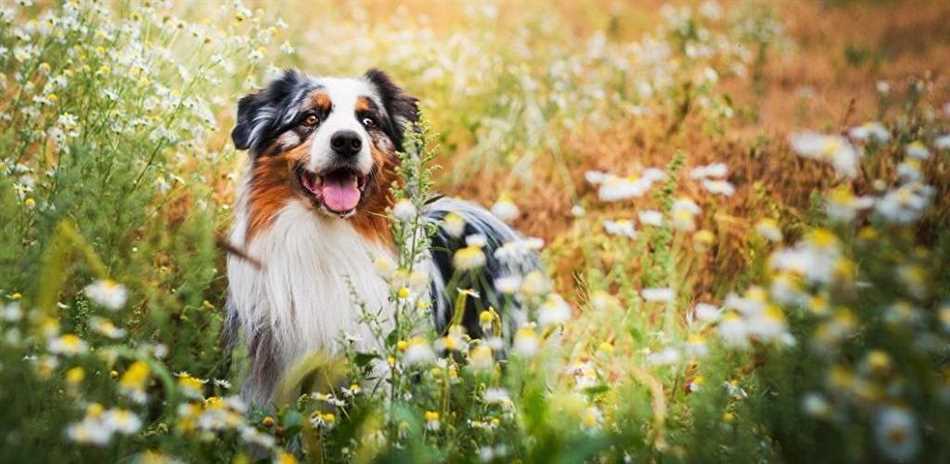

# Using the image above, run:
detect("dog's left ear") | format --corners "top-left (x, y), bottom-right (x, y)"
top-left (364, 69), bottom-right (419, 149)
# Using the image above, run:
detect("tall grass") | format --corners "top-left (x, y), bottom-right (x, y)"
top-left (1, 1), bottom-right (948, 463)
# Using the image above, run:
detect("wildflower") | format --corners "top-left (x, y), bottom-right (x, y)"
top-left (479, 310), bottom-right (495, 334)
top-left (570, 205), bottom-right (586, 217)
top-left (538, 294), bottom-right (571, 326)
top-left (275, 451), bottom-right (298, 464)
top-left (520, 271), bottom-right (551, 296)
top-left (483, 387), bottom-right (511, 406)
top-left (874, 407), bottom-right (920, 462)
top-left (671, 198), bottom-right (701, 231)
top-left (424, 411), bottom-right (441, 431)
top-left (935, 134), bottom-right (950, 150)
top-left (435, 325), bottom-right (467, 353)
top-left (848, 122), bottom-right (891, 143)
top-left (746, 305), bottom-right (789, 342)
top-left (66, 417), bottom-right (112, 446)
top-left (641, 287), bottom-right (673, 303)
top-left (896, 159), bottom-right (922, 183)
top-left (863, 350), bottom-right (892, 375)
top-left (694, 303), bottom-right (721, 322)
top-left (104, 409), bottom-right (142, 435)
top-left (310, 412), bottom-right (336, 430)
top-left (469, 344), bottom-right (494, 370)
top-left (602, 219), bottom-right (636, 239)
top-left (693, 229), bottom-right (715, 251)
top-left (638, 210), bottom-right (663, 226)
top-left (491, 196), bottom-right (519, 223)
top-left (685, 334), bottom-right (709, 358)
top-left (119, 361), bottom-right (150, 403)
top-left (718, 313), bottom-right (749, 348)
top-left (802, 392), bottom-right (831, 418)
top-left (83, 279), bottom-right (128, 310)
top-left (647, 347), bottom-right (681, 366)
top-left (404, 337), bottom-right (435, 365)
top-left (2, 302), bottom-right (22, 321)
top-left (701, 179), bottom-right (735, 196)
top-left (513, 326), bottom-right (540, 357)
top-left (453, 246), bottom-right (486, 270)
top-left (896, 264), bottom-right (927, 299)
top-left (49, 334), bottom-right (88, 355)
top-left (594, 171), bottom-right (662, 201)
top-left (494, 275), bottom-right (521, 294)
top-left (177, 373), bottom-right (206, 399)
top-left (789, 131), bottom-right (860, 178)
top-left (904, 141), bottom-right (930, 160)
top-left (582, 406), bottom-right (603, 429)
top-left (442, 213), bottom-right (465, 238)
top-left (240, 425), bottom-right (275, 448)
top-left (494, 237), bottom-right (543, 263)
top-left (66, 366), bottom-right (85, 385)
top-left (825, 186), bottom-right (874, 222)
top-left (689, 162), bottom-right (728, 179)
top-left (875, 183), bottom-right (935, 224)
top-left (392, 199), bottom-right (417, 222)
top-left (89, 316), bottom-right (126, 339)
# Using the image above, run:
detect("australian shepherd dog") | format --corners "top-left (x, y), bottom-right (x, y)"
top-left (225, 69), bottom-right (534, 404)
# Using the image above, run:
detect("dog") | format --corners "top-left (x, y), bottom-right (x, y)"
top-left (224, 69), bottom-right (535, 404)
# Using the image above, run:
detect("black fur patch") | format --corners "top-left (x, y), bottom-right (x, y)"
top-left (364, 68), bottom-right (420, 151)
top-left (231, 69), bottom-right (316, 154)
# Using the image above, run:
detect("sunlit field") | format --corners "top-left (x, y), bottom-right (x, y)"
top-left (2, 0), bottom-right (949, 462)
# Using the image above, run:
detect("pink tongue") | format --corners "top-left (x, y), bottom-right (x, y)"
top-left (320, 176), bottom-right (361, 212)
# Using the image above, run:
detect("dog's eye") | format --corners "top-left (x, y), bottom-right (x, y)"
top-left (361, 117), bottom-right (375, 128)
top-left (301, 114), bottom-right (319, 127)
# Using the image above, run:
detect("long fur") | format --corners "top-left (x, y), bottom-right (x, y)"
top-left (225, 69), bottom-right (536, 405)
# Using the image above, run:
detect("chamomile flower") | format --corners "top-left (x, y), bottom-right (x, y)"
top-left (875, 183), bottom-right (935, 224)
top-left (904, 141), bottom-right (930, 160)
top-left (689, 162), bottom-right (728, 179)
top-left (48, 334), bottom-right (88, 355)
top-left (89, 316), bottom-right (126, 339)
top-left (638, 210), bottom-right (663, 226)
top-left (825, 186), bottom-right (873, 222)
top-left (755, 218), bottom-right (783, 242)
top-left (442, 213), bottom-right (465, 238)
top-left (391, 199), bottom-right (417, 222)
top-left (935, 134), bottom-right (950, 150)
top-left (801, 392), bottom-right (831, 418)
top-left (490, 196), bottom-right (519, 223)
top-left (701, 179), bottom-right (735, 196)
top-left (468, 344), bottom-right (494, 371)
top-left (403, 337), bottom-right (436, 365)
top-left (424, 411), bottom-right (441, 431)
top-left (83, 279), bottom-right (128, 310)
top-left (454, 245), bottom-right (486, 270)
top-left (641, 287), bottom-right (673, 303)
top-left (602, 219), bottom-right (636, 239)
top-left (848, 122), bottom-right (890, 143)
top-left (513, 326), bottom-right (540, 357)
top-left (537, 294), bottom-right (571, 326)
top-left (789, 131), bottom-right (860, 178)
top-left (874, 407), bottom-right (920, 462)
top-left (104, 409), bottom-right (142, 435)
top-left (494, 274), bottom-right (522, 294)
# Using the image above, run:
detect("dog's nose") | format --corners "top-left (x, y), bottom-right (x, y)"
top-left (330, 130), bottom-right (362, 157)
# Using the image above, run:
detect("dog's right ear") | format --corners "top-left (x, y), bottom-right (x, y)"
top-left (231, 69), bottom-right (311, 153)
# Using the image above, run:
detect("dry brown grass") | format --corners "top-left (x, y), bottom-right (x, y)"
top-left (431, 0), bottom-right (949, 300)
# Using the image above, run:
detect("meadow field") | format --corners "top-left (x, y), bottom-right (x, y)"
top-left (1, 0), bottom-right (949, 462)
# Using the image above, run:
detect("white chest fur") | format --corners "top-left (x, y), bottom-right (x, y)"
top-left (227, 200), bottom-right (395, 371)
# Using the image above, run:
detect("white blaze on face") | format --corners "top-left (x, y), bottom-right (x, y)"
top-left (307, 77), bottom-right (382, 176)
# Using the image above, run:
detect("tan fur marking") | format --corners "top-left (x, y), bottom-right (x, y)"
top-left (245, 143), bottom-right (309, 241)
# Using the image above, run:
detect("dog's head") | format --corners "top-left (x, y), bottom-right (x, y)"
top-left (232, 69), bottom-right (418, 222)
